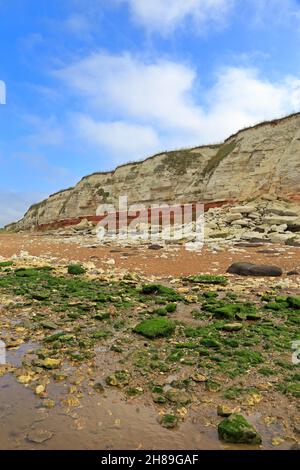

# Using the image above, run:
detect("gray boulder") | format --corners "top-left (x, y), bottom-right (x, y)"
top-left (227, 262), bottom-right (282, 277)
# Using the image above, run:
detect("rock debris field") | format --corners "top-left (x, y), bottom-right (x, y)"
top-left (0, 223), bottom-right (299, 450)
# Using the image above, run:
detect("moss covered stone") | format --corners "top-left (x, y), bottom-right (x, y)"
top-left (218, 414), bottom-right (262, 444)
top-left (265, 301), bottom-right (287, 311)
top-left (165, 388), bottom-right (191, 405)
top-left (211, 302), bottom-right (258, 320)
top-left (39, 321), bottom-right (57, 330)
top-left (203, 291), bottom-right (218, 299)
top-left (186, 274), bottom-right (228, 285)
top-left (133, 317), bottom-right (176, 338)
top-left (141, 284), bottom-right (182, 301)
top-left (67, 264), bottom-right (86, 275)
top-left (153, 394), bottom-right (167, 404)
top-left (15, 268), bottom-right (40, 277)
top-left (91, 330), bottom-right (111, 339)
top-left (200, 337), bottom-right (221, 349)
top-left (283, 382), bottom-right (300, 398)
top-left (105, 370), bottom-right (131, 387)
top-left (159, 413), bottom-right (179, 429)
top-left (222, 323), bottom-right (243, 332)
top-left (165, 303), bottom-right (177, 313)
top-left (0, 261), bottom-right (13, 267)
top-left (153, 307), bottom-right (168, 316)
top-left (287, 296), bottom-right (300, 309)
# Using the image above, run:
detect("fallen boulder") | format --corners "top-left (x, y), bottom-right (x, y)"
top-left (148, 244), bottom-right (163, 250)
top-left (73, 218), bottom-right (93, 231)
top-left (227, 262), bottom-right (282, 277)
top-left (285, 238), bottom-right (300, 247)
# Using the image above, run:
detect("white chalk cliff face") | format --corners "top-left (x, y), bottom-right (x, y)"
top-left (9, 112), bottom-right (300, 230)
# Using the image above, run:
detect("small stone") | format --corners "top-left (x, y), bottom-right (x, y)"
top-left (0, 364), bottom-right (15, 377)
top-left (106, 370), bottom-right (131, 388)
top-left (41, 400), bottom-right (56, 409)
top-left (17, 374), bottom-right (33, 384)
top-left (153, 394), bottom-right (167, 404)
top-left (205, 380), bottom-right (221, 392)
top-left (271, 437), bottom-right (284, 446)
top-left (165, 388), bottom-right (191, 405)
top-left (243, 392), bottom-right (262, 406)
top-left (93, 382), bottom-right (105, 393)
top-left (62, 396), bottom-right (81, 407)
top-left (191, 372), bottom-right (207, 382)
top-left (222, 323), bottom-right (243, 332)
top-left (35, 385), bottom-right (45, 396)
top-left (106, 258), bottom-right (115, 265)
top-left (40, 321), bottom-right (57, 330)
top-left (159, 414), bottom-right (179, 429)
top-left (38, 358), bottom-right (61, 370)
top-left (285, 239), bottom-right (300, 247)
top-left (27, 429), bottom-right (54, 444)
top-left (217, 404), bottom-right (241, 417)
top-left (246, 313), bottom-right (262, 321)
top-left (225, 213), bottom-right (243, 223)
top-left (231, 219), bottom-right (250, 227)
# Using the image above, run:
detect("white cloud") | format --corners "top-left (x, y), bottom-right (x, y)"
top-left (63, 14), bottom-right (91, 35)
top-left (118, 0), bottom-right (235, 34)
top-left (56, 52), bottom-right (202, 133)
top-left (201, 67), bottom-right (300, 139)
top-left (248, 0), bottom-right (300, 28)
top-left (76, 115), bottom-right (160, 159)
top-left (56, 51), bottom-right (300, 158)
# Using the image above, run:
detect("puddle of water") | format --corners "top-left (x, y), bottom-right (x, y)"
top-left (0, 371), bottom-right (222, 450)
top-left (6, 341), bottom-right (38, 367)
top-left (0, 340), bottom-right (220, 449)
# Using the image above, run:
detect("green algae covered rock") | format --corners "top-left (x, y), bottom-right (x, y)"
top-left (186, 274), bottom-right (228, 285)
top-left (218, 414), bottom-right (262, 444)
top-left (287, 296), bottom-right (300, 309)
top-left (0, 261), bottom-right (13, 267)
top-left (159, 413), bottom-right (179, 429)
top-left (105, 370), bottom-right (131, 387)
top-left (141, 284), bottom-right (182, 301)
top-left (133, 317), bottom-right (176, 338)
top-left (165, 388), bottom-right (191, 405)
top-left (67, 264), bottom-right (86, 275)
top-left (222, 323), bottom-right (243, 332)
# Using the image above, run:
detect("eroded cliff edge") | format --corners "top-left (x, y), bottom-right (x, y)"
top-left (7, 112), bottom-right (300, 231)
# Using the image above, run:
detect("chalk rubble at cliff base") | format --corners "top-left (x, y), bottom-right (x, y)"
top-left (33, 197), bottom-right (300, 251)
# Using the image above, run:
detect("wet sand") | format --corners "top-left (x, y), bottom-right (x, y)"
top-left (0, 233), bottom-right (299, 450)
top-left (0, 233), bottom-right (300, 277)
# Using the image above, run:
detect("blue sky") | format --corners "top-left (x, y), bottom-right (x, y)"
top-left (1, 0), bottom-right (300, 226)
